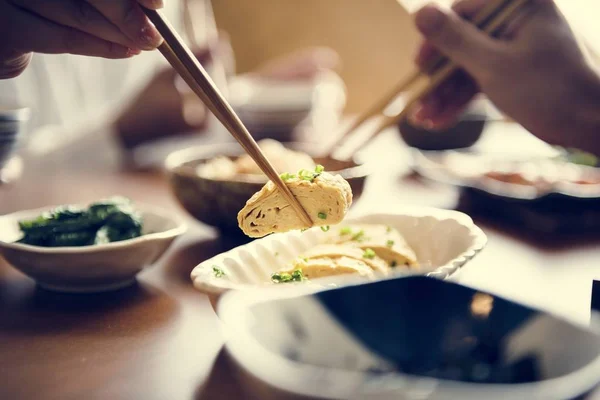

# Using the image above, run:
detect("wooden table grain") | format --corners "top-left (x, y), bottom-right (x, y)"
top-left (1, 125), bottom-right (600, 400)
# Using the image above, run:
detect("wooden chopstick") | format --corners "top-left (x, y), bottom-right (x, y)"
top-left (330, 0), bottom-right (531, 160)
top-left (329, 0), bottom-right (514, 154)
top-left (142, 8), bottom-right (314, 228)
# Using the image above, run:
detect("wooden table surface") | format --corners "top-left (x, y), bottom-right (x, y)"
top-left (1, 124), bottom-right (600, 400)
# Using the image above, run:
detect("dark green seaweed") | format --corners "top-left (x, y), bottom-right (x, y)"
top-left (17, 197), bottom-right (143, 247)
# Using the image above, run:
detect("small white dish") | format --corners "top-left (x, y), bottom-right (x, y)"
top-left (191, 208), bottom-right (487, 302)
top-left (0, 203), bottom-right (187, 293)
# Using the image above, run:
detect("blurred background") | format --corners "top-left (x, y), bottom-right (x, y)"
top-left (213, 0), bottom-right (599, 113)
top-left (1, 0), bottom-right (599, 180)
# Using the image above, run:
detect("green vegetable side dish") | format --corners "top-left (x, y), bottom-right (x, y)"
top-left (17, 197), bottom-right (143, 247)
top-left (271, 269), bottom-right (306, 283)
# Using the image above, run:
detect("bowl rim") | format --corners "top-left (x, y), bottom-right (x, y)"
top-left (190, 207), bottom-right (488, 296)
top-left (411, 148), bottom-right (600, 201)
top-left (0, 202), bottom-right (187, 254)
top-left (164, 142), bottom-right (373, 184)
top-left (217, 279), bottom-right (600, 400)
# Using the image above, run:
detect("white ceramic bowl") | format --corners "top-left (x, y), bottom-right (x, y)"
top-left (191, 208), bottom-right (487, 302)
top-left (0, 204), bottom-right (187, 293)
top-left (218, 281), bottom-right (600, 400)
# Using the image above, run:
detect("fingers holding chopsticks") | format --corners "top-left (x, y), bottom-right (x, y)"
top-left (0, 0), bottom-right (164, 79)
top-left (410, 1), bottom-right (496, 129)
top-left (86, 0), bottom-right (163, 50)
top-left (409, 0), bottom-right (565, 130)
top-left (415, 3), bottom-right (505, 88)
top-left (408, 0), bottom-right (599, 151)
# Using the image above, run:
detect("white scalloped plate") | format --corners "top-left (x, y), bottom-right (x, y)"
top-left (191, 208), bottom-right (487, 299)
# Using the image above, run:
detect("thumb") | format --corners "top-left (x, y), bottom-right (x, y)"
top-left (414, 4), bottom-right (502, 78)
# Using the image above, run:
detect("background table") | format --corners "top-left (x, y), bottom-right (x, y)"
top-left (1, 123), bottom-right (600, 399)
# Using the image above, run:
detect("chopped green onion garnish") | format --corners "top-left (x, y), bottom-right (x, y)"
top-left (291, 269), bottom-right (305, 281)
top-left (296, 165), bottom-right (324, 182)
top-left (271, 269), bottom-right (306, 283)
top-left (317, 212), bottom-right (327, 220)
top-left (386, 226), bottom-right (393, 233)
top-left (213, 266), bottom-right (226, 278)
top-left (386, 240), bottom-right (394, 247)
top-left (280, 172), bottom-right (296, 181)
top-left (321, 225), bottom-right (330, 232)
top-left (351, 230), bottom-right (366, 242)
top-left (339, 227), bottom-right (352, 236)
top-left (363, 248), bottom-right (376, 259)
top-left (298, 169), bottom-right (314, 181)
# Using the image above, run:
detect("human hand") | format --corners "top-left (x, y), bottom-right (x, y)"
top-left (410, 0), bottom-right (600, 150)
top-left (0, 0), bottom-right (164, 79)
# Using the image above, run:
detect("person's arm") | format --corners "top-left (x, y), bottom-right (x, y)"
top-left (410, 0), bottom-right (600, 155)
top-left (0, 0), bottom-right (164, 79)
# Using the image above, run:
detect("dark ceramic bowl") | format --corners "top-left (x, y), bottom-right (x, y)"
top-left (219, 276), bottom-right (600, 400)
top-left (399, 110), bottom-right (487, 151)
top-left (165, 142), bottom-right (372, 233)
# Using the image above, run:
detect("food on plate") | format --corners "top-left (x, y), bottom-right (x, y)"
top-left (573, 178), bottom-right (600, 185)
top-left (235, 139), bottom-right (316, 175)
top-left (17, 197), bottom-right (142, 247)
top-left (302, 244), bottom-right (389, 274)
top-left (271, 269), bottom-right (307, 283)
top-left (195, 156), bottom-right (238, 180)
top-left (196, 139), bottom-right (316, 179)
top-left (554, 146), bottom-right (598, 167)
top-left (483, 171), bottom-right (543, 186)
top-left (238, 166), bottom-right (352, 238)
top-left (324, 224), bottom-right (418, 268)
top-left (269, 224), bottom-right (418, 283)
top-left (279, 256), bottom-right (374, 282)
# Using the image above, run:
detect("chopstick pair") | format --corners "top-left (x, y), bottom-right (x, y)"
top-left (142, 8), bottom-right (314, 228)
top-left (328, 0), bottom-right (533, 161)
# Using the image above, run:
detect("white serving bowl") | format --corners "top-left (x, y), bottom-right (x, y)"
top-left (218, 278), bottom-right (600, 400)
top-left (0, 204), bottom-right (187, 293)
top-left (191, 208), bottom-right (487, 304)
